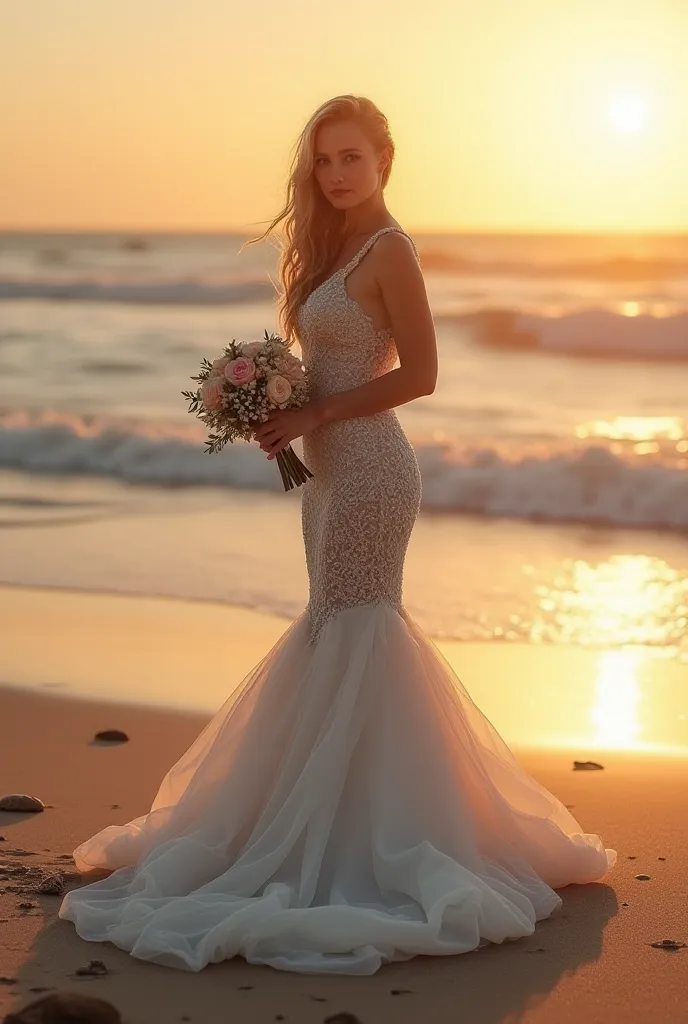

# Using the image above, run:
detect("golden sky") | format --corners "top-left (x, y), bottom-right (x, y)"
top-left (1, 0), bottom-right (686, 232)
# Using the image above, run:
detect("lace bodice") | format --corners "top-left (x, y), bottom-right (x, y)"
top-left (297, 226), bottom-right (422, 399)
top-left (297, 227), bottom-right (423, 642)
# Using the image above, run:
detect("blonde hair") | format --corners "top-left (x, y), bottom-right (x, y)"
top-left (242, 95), bottom-right (395, 345)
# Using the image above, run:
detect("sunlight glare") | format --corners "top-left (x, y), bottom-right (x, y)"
top-left (607, 92), bottom-right (650, 134)
top-left (592, 651), bottom-right (641, 749)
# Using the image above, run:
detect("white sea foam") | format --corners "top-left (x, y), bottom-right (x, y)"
top-left (459, 309), bottom-right (688, 359)
top-left (1, 411), bottom-right (686, 531)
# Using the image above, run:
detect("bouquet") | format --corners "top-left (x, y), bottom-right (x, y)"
top-left (182, 330), bottom-right (314, 491)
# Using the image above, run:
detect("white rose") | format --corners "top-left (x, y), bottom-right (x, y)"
top-left (240, 341), bottom-right (264, 357)
top-left (265, 374), bottom-right (292, 406)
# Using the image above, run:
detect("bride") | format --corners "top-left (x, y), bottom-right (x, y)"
top-left (58, 94), bottom-right (616, 976)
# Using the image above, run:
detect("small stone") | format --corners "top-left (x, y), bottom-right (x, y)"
top-left (0, 976), bottom-right (17, 985)
top-left (3, 991), bottom-right (122, 1022)
top-left (649, 939), bottom-right (686, 950)
top-left (36, 872), bottom-right (65, 895)
top-left (94, 730), bottom-right (129, 743)
top-left (391, 988), bottom-right (414, 994)
top-left (110, 804), bottom-right (121, 810)
top-left (635, 874), bottom-right (651, 881)
top-left (75, 959), bottom-right (110, 977)
top-left (0, 795), bottom-right (44, 813)
top-left (622, 902), bottom-right (629, 907)
top-left (573, 760), bottom-right (604, 770)
top-left (324, 1017), bottom-right (363, 1024)
top-left (17, 902), bottom-right (36, 910)
top-left (627, 855), bottom-right (637, 860)
top-left (238, 985), bottom-right (253, 990)
top-left (658, 856), bottom-right (666, 861)
top-left (0, 836), bottom-right (6, 841)
top-left (309, 994), bottom-right (327, 1001)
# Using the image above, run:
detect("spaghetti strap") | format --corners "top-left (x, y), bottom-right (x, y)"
top-left (342, 226), bottom-right (421, 278)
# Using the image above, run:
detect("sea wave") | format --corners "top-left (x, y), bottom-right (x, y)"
top-left (1, 411), bottom-right (686, 531)
top-left (0, 277), bottom-right (274, 305)
top-left (419, 249), bottom-right (688, 280)
top-left (455, 309), bottom-right (688, 360)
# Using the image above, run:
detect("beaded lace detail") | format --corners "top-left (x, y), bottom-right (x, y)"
top-left (297, 227), bottom-right (423, 643)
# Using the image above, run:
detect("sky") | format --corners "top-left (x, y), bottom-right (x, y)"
top-left (1, 0), bottom-right (686, 233)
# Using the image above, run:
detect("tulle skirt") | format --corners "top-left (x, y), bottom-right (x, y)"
top-left (58, 603), bottom-right (616, 975)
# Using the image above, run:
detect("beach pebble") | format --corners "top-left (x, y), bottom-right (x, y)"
top-left (0, 795), bottom-right (44, 813)
top-left (572, 760), bottom-right (604, 770)
top-left (649, 939), bottom-right (686, 951)
top-left (74, 959), bottom-right (110, 977)
top-left (2, 991), bottom-right (122, 1023)
top-left (36, 872), bottom-right (65, 895)
top-left (0, 836), bottom-right (6, 841)
top-left (94, 730), bottom-right (129, 743)
top-left (635, 874), bottom-right (652, 881)
top-left (17, 902), bottom-right (36, 910)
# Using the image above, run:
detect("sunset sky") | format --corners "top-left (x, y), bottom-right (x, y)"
top-left (1, 0), bottom-right (686, 233)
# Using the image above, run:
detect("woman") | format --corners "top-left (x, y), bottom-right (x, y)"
top-left (59, 95), bottom-right (616, 976)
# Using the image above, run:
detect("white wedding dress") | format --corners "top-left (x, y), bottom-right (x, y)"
top-left (58, 227), bottom-right (616, 975)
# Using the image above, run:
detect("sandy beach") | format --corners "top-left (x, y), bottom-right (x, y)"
top-left (1, 585), bottom-right (687, 1023)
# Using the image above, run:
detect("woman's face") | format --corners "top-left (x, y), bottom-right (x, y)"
top-left (312, 120), bottom-right (388, 210)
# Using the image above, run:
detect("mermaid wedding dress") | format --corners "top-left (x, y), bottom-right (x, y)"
top-left (58, 227), bottom-right (616, 975)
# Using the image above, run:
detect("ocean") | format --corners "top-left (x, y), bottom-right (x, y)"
top-left (1, 229), bottom-right (686, 661)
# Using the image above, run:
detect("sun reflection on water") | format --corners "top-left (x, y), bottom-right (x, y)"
top-left (575, 415), bottom-right (686, 448)
top-left (591, 650), bottom-right (642, 749)
top-left (531, 554), bottom-right (688, 656)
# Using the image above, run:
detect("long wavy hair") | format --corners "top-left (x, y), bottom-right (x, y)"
top-left (241, 95), bottom-right (395, 346)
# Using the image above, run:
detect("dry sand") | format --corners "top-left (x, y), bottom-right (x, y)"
top-left (1, 586), bottom-right (687, 1023)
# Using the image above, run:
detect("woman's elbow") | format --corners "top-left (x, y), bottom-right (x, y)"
top-left (418, 370), bottom-right (437, 396)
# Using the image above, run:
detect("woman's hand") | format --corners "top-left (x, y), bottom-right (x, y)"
top-left (253, 402), bottom-right (323, 459)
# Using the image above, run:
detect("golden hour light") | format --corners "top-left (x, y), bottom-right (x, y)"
top-left (2, 1), bottom-right (688, 1014)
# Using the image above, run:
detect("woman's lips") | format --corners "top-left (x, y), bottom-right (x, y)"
top-left (330, 189), bottom-right (351, 196)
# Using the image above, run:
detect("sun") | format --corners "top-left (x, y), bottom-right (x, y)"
top-left (606, 92), bottom-right (650, 134)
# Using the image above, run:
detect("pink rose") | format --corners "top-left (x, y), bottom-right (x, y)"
top-left (240, 341), bottom-right (264, 357)
top-left (210, 355), bottom-right (231, 377)
top-left (201, 376), bottom-right (225, 411)
top-left (266, 374), bottom-right (292, 406)
top-left (224, 357), bottom-right (256, 386)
